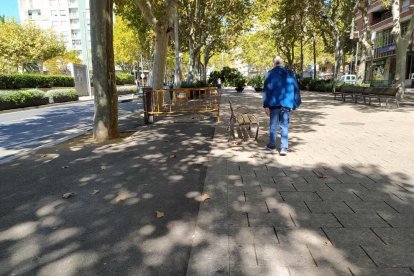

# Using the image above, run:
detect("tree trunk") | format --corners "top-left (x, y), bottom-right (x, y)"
top-left (152, 27), bottom-right (169, 89)
top-left (394, 37), bottom-right (409, 100)
top-left (357, 0), bottom-right (371, 83)
top-left (187, 45), bottom-right (201, 83)
top-left (90, 0), bottom-right (118, 142)
top-left (173, 9), bottom-right (181, 88)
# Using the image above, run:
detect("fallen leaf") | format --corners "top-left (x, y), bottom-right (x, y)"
top-left (62, 192), bottom-right (74, 199)
top-left (61, 165), bottom-right (69, 169)
top-left (90, 189), bottom-right (100, 195)
top-left (155, 210), bottom-right (165, 219)
top-left (115, 195), bottom-right (127, 203)
top-left (200, 194), bottom-right (211, 201)
top-left (101, 165), bottom-right (107, 171)
top-left (315, 170), bottom-right (328, 179)
top-left (169, 154), bottom-right (176, 158)
top-left (164, 140), bottom-right (170, 143)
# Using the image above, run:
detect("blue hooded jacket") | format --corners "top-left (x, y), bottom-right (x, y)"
top-left (262, 66), bottom-right (301, 110)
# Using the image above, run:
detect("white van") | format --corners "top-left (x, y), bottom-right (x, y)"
top-left (340, 74), bottom-right (357, 84)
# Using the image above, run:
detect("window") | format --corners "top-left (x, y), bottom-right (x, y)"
top-left (28, 9), bottom-right (41, 18)
top-left (402, 0), bottom-right (410, 9)
top-left (51, 10), bottom-right (58, 16)
top-left (60, 10), bottom-right (66, 16)
top-left (52, 21), bottom-right (59, 27)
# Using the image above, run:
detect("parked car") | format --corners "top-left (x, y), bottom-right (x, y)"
top-left (340, 74), bottom-right (357, 84)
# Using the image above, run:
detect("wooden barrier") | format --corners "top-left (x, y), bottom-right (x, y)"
top-left (143, 87), bottom-right (221, 122)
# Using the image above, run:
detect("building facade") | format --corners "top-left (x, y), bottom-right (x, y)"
top-left (355, 0), bottom-right (414, 85)
top-left (18, 0), bottom-right (91, 67)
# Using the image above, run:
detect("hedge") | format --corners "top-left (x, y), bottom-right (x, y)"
top-left (45, 89), bottom-right (79, 103)
top-left (0, 74), bottom-right (74, 89)
top-left (0, 89), bottom-right (49, 110)
top-left (117, 85), bottom-right (137, 95)
top-left (116, 73), bottom-right (135, 85)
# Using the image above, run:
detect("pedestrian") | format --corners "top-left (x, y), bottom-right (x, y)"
top-left (217, 77), bottom-right (222, 89)
top-left (263, 56), bottom-right (301, 156)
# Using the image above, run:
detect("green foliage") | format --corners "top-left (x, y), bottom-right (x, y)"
top-left (181, 80), bottom-right (209, 88)
top-left (116, 72), bottom-right (135, 85)
top-left (234, 76), bottom-right (246, 88)
top-left (117, 85), bottom-right (138, 95)
top-left (0, 89), bottom-right (48, 110)
top-left (248, 75), bottom-right (265, 91)
top-left (0, 20), bottom-right (66, 73)
top-left (45, 88), bottom-right (78, 103)
top-left (208, 67), bottom-right (244, 87)
top-left (298, 78), bottom-right (313, 90)
top-left (0, 74), bottom-right (74, 89)
top-left (44, 51), bottom-right (82, 75)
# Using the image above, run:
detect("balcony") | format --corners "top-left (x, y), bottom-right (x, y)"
top-left (371, 10), bottom-right (392, 26)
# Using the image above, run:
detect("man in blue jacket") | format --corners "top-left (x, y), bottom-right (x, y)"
top-left (263, 56), bottom-right (301, 156)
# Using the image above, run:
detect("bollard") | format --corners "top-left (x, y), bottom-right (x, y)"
top-left (142, 87), bottom-right (154, 124)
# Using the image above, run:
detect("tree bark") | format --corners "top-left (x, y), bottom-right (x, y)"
top-left (90, 0), bottom-right (118, 142)
top-left (152, 27), bottom-right (169, 89)
top-left (173, 9), bottom-right (181, 88)
top-left (357, 0), bottom-right (371, 83)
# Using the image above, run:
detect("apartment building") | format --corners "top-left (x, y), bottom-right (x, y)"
top-left (355, 0), bottom-right (414, 85)
top-left (18, 0), bottom-right (91, 67)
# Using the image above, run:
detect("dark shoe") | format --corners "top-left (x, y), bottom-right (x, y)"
top-left (280, 148), bottom-right (288, 156)
top-left (266, 145), bottom-right (276, 152)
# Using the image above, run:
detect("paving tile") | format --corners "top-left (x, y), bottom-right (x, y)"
top-left (307, 244), bottom-right (377, 270)
top-left (289, 266), bottom-right (352, 276)
top-left (344, 201), bottom-right (398, 213)
top-left (241, 176), bottom-right (266, 186)
top-left (291, 213), bottom-right (343, 228)
top-left (385, 200), bottom-right (414, 213)
top-left (352, 268), bottom-right (414, 276)
top-left (248, 212), bottom-right (296, 228)
top-left (293, 182), bottom-right (334, 192)
top-left (377, 212), bottom-right (414, 228)
top-left (255, 243), bottom-right (317, 267)
top-left (280, 192), bottom-right (322, 202)
top-left (265, 200), bottom-right (310, 216)
top-left (261, 182), bottom-right (297, 192)
top-left (371, 227), bottom-right (414, 246)
top-left (362, 244), bottom-right (414, 267)
top-left (333, 213), bottom-right (391, 228)
top-left (275, 227), bottom-right (332, 246)
top-left (317, 191), bottom-right (362, 201)
top-left (304, 175), bottom-right (342, 184)
top-left (322, 227), bottom-right (384, 247)
top-left (356, 191), bottom-right (404, 202)
top-left (228, 200), bottom-right (269, 214)
top-left (273, 176), bottom-right (307, 185)
top-left (305, 201), bottom-right (354, 214)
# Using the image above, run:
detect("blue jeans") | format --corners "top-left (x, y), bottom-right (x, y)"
top-left (267, 107), bottom-right (290, 150)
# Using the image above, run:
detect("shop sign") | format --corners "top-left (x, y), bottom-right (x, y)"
top-left (379, 45), bottom-right (396, 53)
top-left (373, 60), bottom-right (386, 66)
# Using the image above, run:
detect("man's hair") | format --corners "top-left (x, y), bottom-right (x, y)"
top-left (273, 56), bottom-right (284, 67)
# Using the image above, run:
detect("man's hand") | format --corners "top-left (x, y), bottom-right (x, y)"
top-left (264, 107), bottom-right (270, 117)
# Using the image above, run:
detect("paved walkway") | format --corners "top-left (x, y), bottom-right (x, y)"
top-left (187, 89), bottom-right (414, 275)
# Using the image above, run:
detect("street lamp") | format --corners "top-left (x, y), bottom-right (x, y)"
top-left (322, 14), bottom-right (340, 93)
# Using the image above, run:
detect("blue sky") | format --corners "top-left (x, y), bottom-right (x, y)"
top-left (0, 0), bottom-right (19, 21)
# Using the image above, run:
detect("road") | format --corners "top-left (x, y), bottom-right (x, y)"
top-left (0, 97), bottom-right (143, 164)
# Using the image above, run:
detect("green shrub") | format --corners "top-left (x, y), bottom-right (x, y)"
top-left (298, 77), bottom-right (312, 90)
top-left (248, 75), bottom-right (265, 91)
top-left (117, 85), bottom-right (138, 95)
top-left (208, 67), bottom-right (243, 87)
top-left (116, 73), bottom-right (135, 85)
top-left (45, 89), bottom-right (78, 103)
top-left (234, 76), bottom-right (246, 88)
top-left (0, 89), bottom-right (48, 110)
top-left (0, 74), bottom-right (74, 89)
top-left (181, 80), bottom-right (209, 88)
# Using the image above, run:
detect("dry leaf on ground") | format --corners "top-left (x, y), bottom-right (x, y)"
top-left (315, 170), bottom-right (328, 179)
top-left (90, 189), bottom-right (100, 195)
top-left (101, 165), bottom-right (107, 171)
top-left (115, 195), bottom-right (126, 203)
top-left (61, 166), bottom-right (69, 169)
top-left (155, 210), bottom-right (165, 219)
top-left (169, 154), bottom-right (176, 158)
top-left (62, 192), bottom-right (74, 199)
top-left (200, 194), bottom-right (211, 201)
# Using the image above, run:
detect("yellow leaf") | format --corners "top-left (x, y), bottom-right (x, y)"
top-left (155, 210), bottom-right (165, 219)
top-left (200, 194), bottom-right (211, 201)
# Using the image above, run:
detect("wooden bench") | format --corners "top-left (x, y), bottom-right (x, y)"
top-left (229, 100), bottom-right (259, 141)
top-left (334, 86), bottom-right (400, 107)
top-left (363, 87), bottom-right (399, 107)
